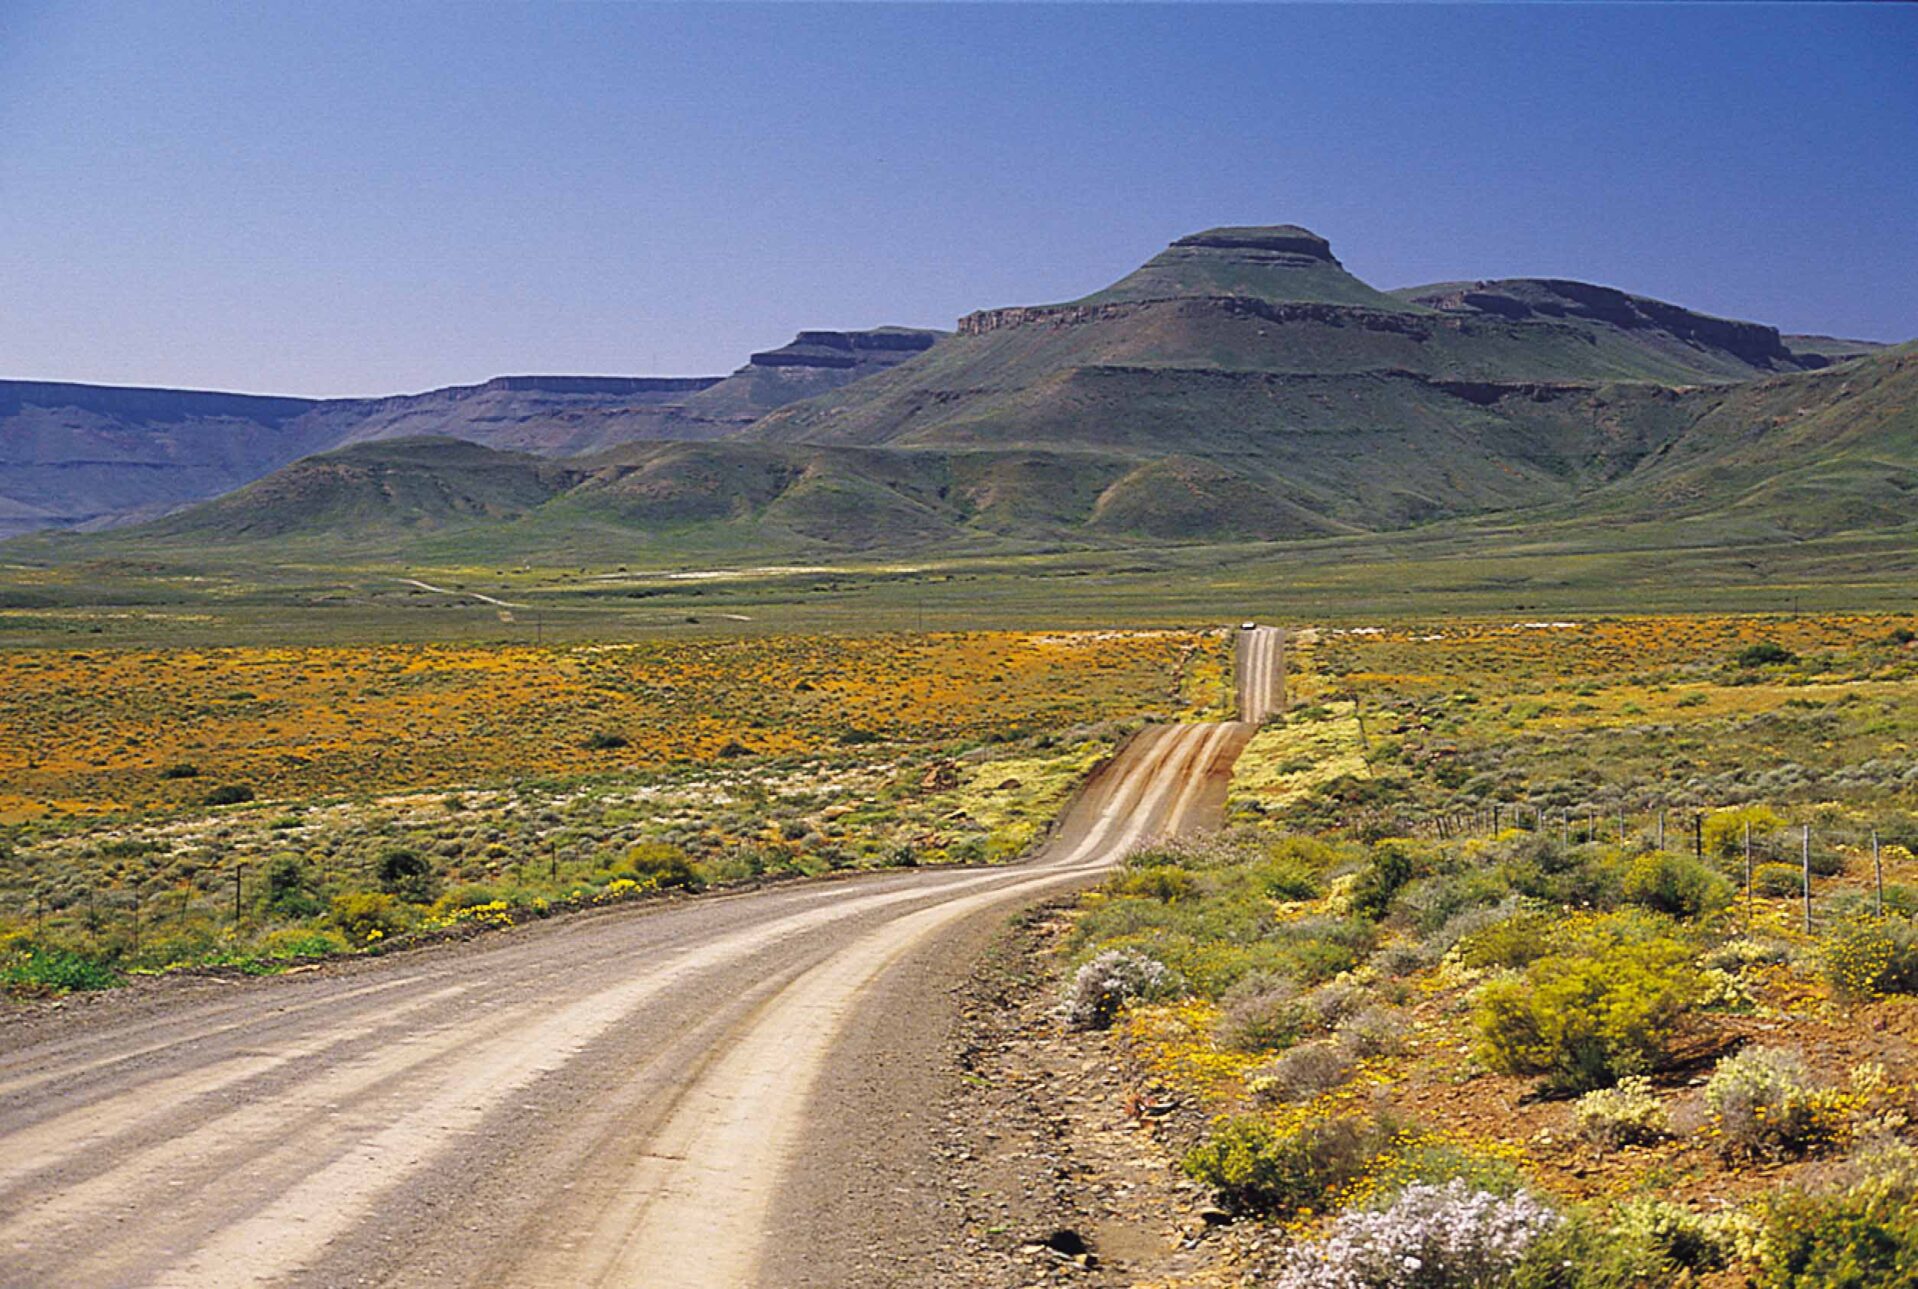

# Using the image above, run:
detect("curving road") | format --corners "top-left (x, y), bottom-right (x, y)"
top-left (0, 635), bottom-right (1282, 1287)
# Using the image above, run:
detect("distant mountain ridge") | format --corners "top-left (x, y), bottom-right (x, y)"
top-left (5, 222), bottom-right (1907, 559)
top-left (0, 326), bottom-right (941, 536)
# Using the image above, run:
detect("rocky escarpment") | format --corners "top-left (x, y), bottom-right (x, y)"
top-left (475, 375), bottom-right (722, 396)
top-left (748, 328), bottom-right (940, 370)
top-left (1403, 279), bottom-right (1797, 370)
top-left (957, 296), bottom-right (1437, 338)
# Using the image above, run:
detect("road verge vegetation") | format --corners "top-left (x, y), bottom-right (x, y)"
top-left (1051, 612), bottom-right (1918, 1286)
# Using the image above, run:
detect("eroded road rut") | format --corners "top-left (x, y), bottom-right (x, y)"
top-left (0, 628), bottom-right (1282, 1287)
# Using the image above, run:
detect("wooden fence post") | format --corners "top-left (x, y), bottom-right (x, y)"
top-left (1802, 825), bottom-right (1812, 934)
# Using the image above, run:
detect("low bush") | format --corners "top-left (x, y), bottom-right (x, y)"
top-left (1738, 642), bottom-right (1799, 668)
top-left (1337, 1005), bottom-right (1409, 1058)
top-left (1704, 1046), bottom-right (1830, 1160)
top-left (1106, 864), bottom-right (1196, 903)
top-left (1182, 1112), bottom-right (1386, 1214)
top-left (1, 944), bottom-right (120, 995)
top-left (203, 784), bottom-right (254, 806)
top-left (1823, 917), bottom-right (1918, 998)
top-left (264, 855), bottom-right (324, 919)
top-left (252, 927), bottom-right (350, 960)
top-left (1572, 1075), bottom-right (1669, 1148)
top-left (1474, 915), bottom-right (1701, 1092)
top-left (1351, 843), bottom-right (1416, 920)
top-left (1060, 947), bottom-right (1182, 1030)
top-left (1218, 973), bottom-right (1302, 1052)
top-left (1703, 805), bottom-right (1785, 861)
top-left (1763, 1186), bottom-right (1918, 1287)
top-left (1620, 852), bottom-right (1732, 920)
top-left (376, 848), bottom-right (440, 903)
top-left (623, 842), bottom-right (700, 890)
top-left (1753, 862), bottom-right (1805, 898)
top-left (1271, 1180), bottom-right (1559, 1288)
top-left (1610, 1197), bottom-right (1757, 1275)
top-left (1251, 1039), bottom-right (1352, 1104)
top-left (1453, 905), bottom-right (1554, 971)
top-left (329, 890), bottom-right (412, 944)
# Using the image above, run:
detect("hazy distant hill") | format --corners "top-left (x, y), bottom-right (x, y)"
top-left (0, 326), bottom-right (939, 536)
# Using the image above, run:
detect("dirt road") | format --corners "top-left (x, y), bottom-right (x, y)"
top-left (0, 650), bottom-right (1280, 1287)
top-left (1236, 624), bottom-right (1284, 723)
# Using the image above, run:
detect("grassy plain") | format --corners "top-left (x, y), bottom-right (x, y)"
top-left (0, 627), bottom-right (1228, 992)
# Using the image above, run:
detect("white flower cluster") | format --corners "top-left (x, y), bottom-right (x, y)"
top-left (1271, 1180), bottom-right (1558, 1288)
top-left (1059, 947), bottom-right (1181, 1030)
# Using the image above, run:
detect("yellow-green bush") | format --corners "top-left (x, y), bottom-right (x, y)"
top-left (1181, 1112), bottom-right (1387, 1214)
top-left (1474, 915), bottom-right (1702, 1091)
top-left (1703, 805), bottom-right (1785, 862)
top-left (329, 890), bottom-right (412, 944)
top-left (1620, 852), bottom-right (1733, 920)
top-left (1823, 918), bottom-right (1918, 999)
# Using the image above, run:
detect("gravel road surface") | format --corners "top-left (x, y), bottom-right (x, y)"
top-left (1, 635), bottom-right (1281, 1287)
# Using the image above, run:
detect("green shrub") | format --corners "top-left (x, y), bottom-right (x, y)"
top-left (264, 855), bottom-right (324, 919)
top-left (1351, 843), bottom-right (1416, 920)
top-left (1738, 642), bottom-right (1799, 668)
top-left (1763, 1190), bottom-right (1918, 1287)
top-left (1455, 908), bottom-right (1555, 970)
top-left (1474, 916), bottom-right (1702, 1091)
top-left (1609, 1198), bottom-right (1755, 1275)
top-left (1824, 918), bottom-right (1918, 998)
top-left (203, 784), bottom-right (254, 806)
top-left (252, 928), bottom-right (350, 960)
top-left (376, 848), bottom-right (440, 903)
top-left (158, 762), bottom-right (202, 780)
top-left (329, 891), bottom-right (411, 943)
top-left (623, 842), bottom-right (700, 890)
top-left (1703, 805), bottom-right (1786, 861)
top-left (1181, 1113), bottom-right (1385, 1214)
top-left (583, 731), bottom-right (629, 750)
top-left (1107, 864), bottom-right (1196, 903)
top-left (1754, 862), bottom-right (1806, 898)
top-left (1255, 857), bottom-right (1320, 901)
top-left (2, 945), bottom-right (120, 994)
top-left (1510, 1211), bottom-right (1672, 1288)
top-left (1620, 852), bottom-right (1733, 920)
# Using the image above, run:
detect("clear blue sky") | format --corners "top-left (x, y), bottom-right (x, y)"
top-left (2, 2), bottom-right (1912, 398)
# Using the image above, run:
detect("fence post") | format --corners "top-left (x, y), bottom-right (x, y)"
top-left (1657, 811), bottom-right (1665, 850)
top-left (1744, 821), bottom-right (1753, 925)
top-left (1802, 825), bottom-right (1812, 934)
top-left (234, 865), bottom-right (243, 936)
top-left (132, 885), bottom-right (141, 958)
top-left (1694, 814), bottom-right (1703, 861)
top-left (1875, 830), bottom-right (1884, 918)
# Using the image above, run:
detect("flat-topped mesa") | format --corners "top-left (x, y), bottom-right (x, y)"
top-left (476, 375), bottom-right (723, 396)
top-left (1168, 224), bottom-right (1340, 264)
top-left (748, 327), bottom-right (941, 370)
top-left (1049, 222), bottom-right (1422, 315)
top-left (1401, 279), bottom-right (1795, 369)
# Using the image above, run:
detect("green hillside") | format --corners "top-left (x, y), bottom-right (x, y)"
top-left (13, 225), bottom-right (1912, 573)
